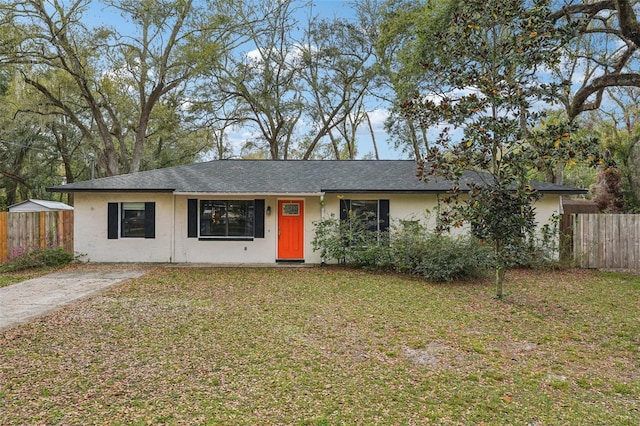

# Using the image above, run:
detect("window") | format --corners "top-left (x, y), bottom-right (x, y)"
top-left (282, 203), bottom-right (300, 216)
top-left (108, 202), bottom-right (155, 239)
top-left (350, 200), bottom-right (381, 232)
top-left (340, 199), bottom-right (390, 233)
top-left (187, 199), bottom-right (265, 239)
top-left (122, 202), bottom-right (145, 237)
top-left (200, 200), bottom-right (254, 238)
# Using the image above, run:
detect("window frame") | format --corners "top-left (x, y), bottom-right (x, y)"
top-left (340, 199), bottom-right (389, 234)
top-left (121, 202), bottom-right (146, 238)
top-left (198, 199), bottom-right (256, 240)
top-left (107, 202), bottom-right (155, 239)
top-left (187, 198), bottom-right (265, 240)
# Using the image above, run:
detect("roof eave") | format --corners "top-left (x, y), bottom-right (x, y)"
top-left (47, 188), bottom-right (587, 195)
top-left (47, 187), bottom-right (175, 193)
top-left (537, 189), bottom-right (588, 195)
top-left (322, 189), bottom-right (449, 194)
top-left (174, 191), bottom-right (325, 196)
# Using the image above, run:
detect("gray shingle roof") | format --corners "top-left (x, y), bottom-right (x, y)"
top-left (47, 160), bottom-right (586, 194)
top-left (9, 199), bottom-right (74, 211)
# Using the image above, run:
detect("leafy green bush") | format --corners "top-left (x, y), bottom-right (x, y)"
top-left (512, 214), bottom-right (566, 270)
top-left (415, 235), bottom-right (490, 281)
top-left (0, 247), bottom-right (75, 273)
top-left (311, 216), bottom-right (391, 268)
top-left (313, 216), bottom-right (491, 281)
top-left (389, 220), bottom-right (430, 274)
top-left (311, 217), bottom-right (348, 263)
top-left (390, 220), bottom-right (490, 281)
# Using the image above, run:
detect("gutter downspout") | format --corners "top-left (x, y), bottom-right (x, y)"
top-left (320, 192), bottom-right (325, 265)
top-left (171, 193), bottom-right (176, 263)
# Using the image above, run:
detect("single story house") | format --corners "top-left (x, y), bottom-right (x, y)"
top-left (47, 160), bottom-right (585, 264)
top-left (8, 199), bottom-right (74, 212)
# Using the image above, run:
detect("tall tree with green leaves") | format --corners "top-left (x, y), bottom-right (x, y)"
top-left (1, 0), bottom-right (224, 176)
top-left (537, 1), bottom-right (640, 188)
top-left (298, 2), bottom-right (379, 160)
top-left (376, 0), bottom-right (458, 159)
top-left (194, 0), bottom-right (383, 160)
top-left (200, 0), bottom-right (306, 160)
top-left (584, 87), bottom-right (640, 212)
top-left (0, 78), bottom-right (66, 205)
top-left (379, 0), bottom-right (575, 297)
top-left (551, 0), bottom-right (640, 120)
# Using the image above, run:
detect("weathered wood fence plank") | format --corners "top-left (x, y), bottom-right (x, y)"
top-left (0, 213), bottom-right (7, 263)
top-left (0, 211), bottom-right (74, 264)
top-left (573, 214), bottom-right (640, 269)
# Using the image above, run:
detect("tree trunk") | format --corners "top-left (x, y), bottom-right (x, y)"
top-left (328, 130), bottom-right (341, 159)
top-left (406, 119), bottom-right (421, 160)
top-left (365, 112), bottom-right (380, 160)
top-left (270, 139), bottom-right (279, 159)
top-left (132, 122), bottom-right (147, 173)
top-left (4, 179), bottom-right (18, 207)
top-left (495, 267), bottom-right (505, 299)
top-left (495, 241), bottom-right (504, 299)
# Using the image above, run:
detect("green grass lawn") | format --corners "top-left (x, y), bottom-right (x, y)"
top-left (1, 267), bottom-right (638, 425)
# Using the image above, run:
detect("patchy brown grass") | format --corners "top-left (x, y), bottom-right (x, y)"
top-left (0, 268), bottom-right (56, 288)
top-left (0, 262), bottom-right (149, 288)
top-left (1, 266), bottom-right (638, 425)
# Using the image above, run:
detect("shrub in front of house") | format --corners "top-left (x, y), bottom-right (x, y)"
top-left (0, 246), bottom-right (75, 273)
top-left (312, 216), bottom-right (393, 268)
top-left (506, 214), bottom-right (564, 270)
top-left (389, 219), bottom-right (490, 281)
top-left (414, 234), bottom-right (490, 282)
top-left (312, 217), bottom-right (490, 281)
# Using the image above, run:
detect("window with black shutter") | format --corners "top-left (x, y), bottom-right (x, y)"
top-left (107, 202), bottom-right (156, 239)
top-left (187, 199), bottom-right (266, 240)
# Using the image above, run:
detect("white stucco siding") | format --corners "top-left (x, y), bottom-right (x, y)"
top-left (533, 195), bottom-right (561, 231)
top-left (174, 195), bottom-right (276, 263)
top-left (72, 191), bottom-right (563, 264)
top-left (321, 192), bottom-right (562, 234)
top-left (322, 193), bottom-right (441, 229)
top-left (303, 198), bottom-right (323, 263)
top-left (173, 195), bottom-right (323, 264)
top-left (73, 192), bottom-right (174, 263)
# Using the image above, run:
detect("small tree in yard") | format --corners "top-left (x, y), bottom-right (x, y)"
top-left (382, 0), bottom-right (575, 297)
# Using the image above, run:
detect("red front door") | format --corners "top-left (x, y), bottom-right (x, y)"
top-left (277, 200), bottom-right (304, 260)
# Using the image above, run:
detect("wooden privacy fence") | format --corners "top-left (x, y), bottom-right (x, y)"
top-left (572, 213), bottom-right (640, 269)
top-left (0, 211), bottom-right (74, 264)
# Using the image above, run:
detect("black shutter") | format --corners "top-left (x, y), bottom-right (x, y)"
top-left (107, 203), bottom-right (119, 239)
top-left (144, 202), bottom-right (156, 239)
top-left (254, 199), bottom-right (265, 238)
top-left (379, 199), bottom-right (390, 232)
top-left (187, 198), bottom-right (198, 238)
top-left (339, 199), bottom-right (351, 222)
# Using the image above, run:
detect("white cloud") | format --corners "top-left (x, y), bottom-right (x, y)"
top-left (363, 108), bottom-right (389, 130)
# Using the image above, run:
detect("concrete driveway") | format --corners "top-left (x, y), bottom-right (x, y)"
top-left (0, 266), bottom-right (147, 331)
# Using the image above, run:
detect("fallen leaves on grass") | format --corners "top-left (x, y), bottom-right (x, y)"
top-left (0, 267), bottom-right (639, 425)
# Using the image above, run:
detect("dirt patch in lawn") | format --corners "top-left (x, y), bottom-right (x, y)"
top-left (403, 342), bottom-right (466, 368)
